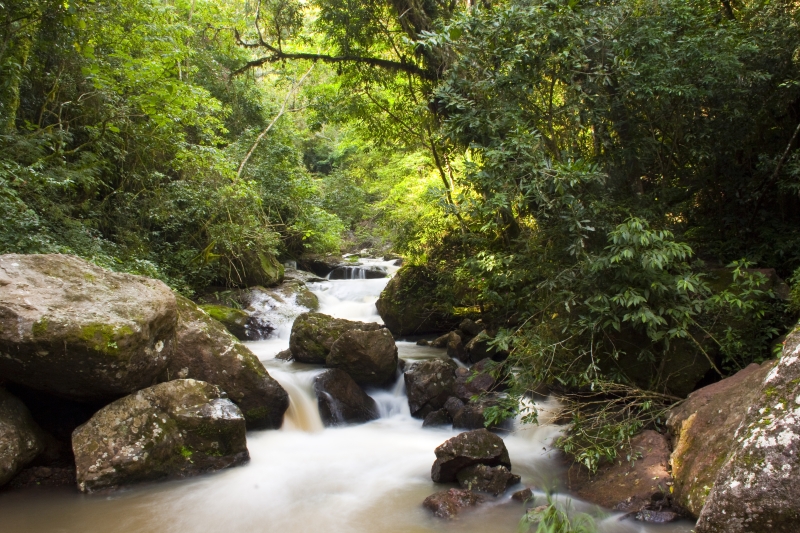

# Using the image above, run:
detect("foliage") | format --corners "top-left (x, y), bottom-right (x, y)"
top-left (518, 494), bottom-right (597, 533)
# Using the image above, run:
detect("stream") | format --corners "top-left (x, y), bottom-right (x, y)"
top-left (0, 259), bottom-right (694, 533)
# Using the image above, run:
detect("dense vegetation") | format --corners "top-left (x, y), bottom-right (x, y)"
top-left (3, 0), bottom-right (800, 468)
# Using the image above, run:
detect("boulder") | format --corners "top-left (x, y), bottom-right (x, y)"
top-left (454, 359), bottom-right (498, 401)
top-left (296, 254), bottom-right (344, 278)
top-left (164, 295), bottom-right (289, 430)
top-left (289, 312), bottom-right (382, 365)
top-left (72, 379), bottom-right (249, 493)
top-left (313, 369), bottom-right (379, 426)
top-left (198, 304), bottom-right (250, 340)
top-left (423, 488), bottom-right (485, 519)
top-left (666, 360), bottom-right (775, 517)
top-left (375, 266), bottom-right (458, 336)
top-left (512, 488), bottom-right (533, 502)
top-left (464, 331), bottom-right (508, 363)
top-left (444, 396), bottom-right (465, 418)
top-left (431, 429), bottom-right (511, 483)
top-left (565, 430), bottom-right (672, 513)
top-left (328, 265), bottom-right (388, 279)
top-left (458, 319), bottom-right (484, 337)
top-left (456, 464), bottom-right (520, 496)
top-left (0, 387), bottom-right (45, 487)
top-left (326, 328), bottom-right (398, 386)
top-left (0, 254), bottom-right (176, 401)
top-left (446, 332), bottom-right (467, 363)
top-left (452, 397), bottom-right (498, 430)
top-left (404, 359), bottom-right (458, 418)
top-left (228, 251), bottom-right (284, 288)
top-left (275, 349), bottom-right (293, 361)
top-left (695, 325), bottom-right (800, 533)
top-left (422, 409), bottom-right (452, 428)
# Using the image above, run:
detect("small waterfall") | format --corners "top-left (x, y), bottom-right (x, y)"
top-left (269, 367), bottom-right (324, 432)
top-left (369, 374), bottom-right (411, 419)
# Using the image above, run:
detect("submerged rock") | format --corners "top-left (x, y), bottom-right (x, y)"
top-left (289, 312), bottom-right (382, 364)
top-left (0, 387), bottom-right (45, 487)
top-left (695, 325), bottom-right (800, 533)
top-left (423, 488), bottom-right (485, 519)
top-left (404, 359), bottom-right (458, 418)
top-left (667, 360), bottom-right (775, 517)
top-left (565, 430), bottom-right (672, 513)
top-left (0, 254), bottom-right (176, 402)
top-left (456, 464), bottom-right (520, 496)
top-left (72, 379), bottom-right (248, 493)
top-left (313, 369), bottom-right (379, 426)
top-left (422, 409), bottom-right (452, 428)
top-left (431, 429), bottom-right (511, 483)
top-left (165, 295), bottom-right (289, 430)
top-left (511, 487), bottom-right (533, 502)
top-left (326, 328), bottom-right (398, 386)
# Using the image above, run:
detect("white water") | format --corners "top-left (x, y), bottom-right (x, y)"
top-left (0, 258), bottom-right (693, 533)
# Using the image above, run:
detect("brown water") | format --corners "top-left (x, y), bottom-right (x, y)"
top-left (0, 261), bottom-right (695, 533)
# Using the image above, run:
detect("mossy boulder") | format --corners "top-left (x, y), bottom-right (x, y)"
top-left (666, 360), bottom-right (775, 517)
top-left (0, 254), bottom-right (176, 401)
top-left (326, 328), bottom-right (398, 386)
top-left (166, 295), bottom-right (289, 430)
top-left (431, 429), bottom-right (511, 483)
top-left (0, 387), bottom-right (45, 487)
top-left (695, 324), bottom-right (800, 533)
top-left (198, 304), bottom-right (249, 340)
top-left (229, 251), bottom-right (284, 288)
top-left (289, 312), bottom-right (382, 364)
top-left (72, 379), bottom-right (248, 493)
top-left (375, 266), bottom-right (458, 336)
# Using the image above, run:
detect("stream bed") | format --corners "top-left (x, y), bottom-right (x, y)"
top-left (0, 259), bottom-right (695, 533)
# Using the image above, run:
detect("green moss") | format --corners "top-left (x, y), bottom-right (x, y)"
top-left (32, 317), bottom-right (49, 337)
top-left (244, 406), bottom-right (270, 422)
top-left (77, 323), bottom-right (133, 355)
top-left (200, 304), bottom-right (247, 324)
top-left (180, 446), bottom-right (193, 459)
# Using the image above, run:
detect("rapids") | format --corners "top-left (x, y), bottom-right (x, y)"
top-left (0, 258), bottom-right (694, 533)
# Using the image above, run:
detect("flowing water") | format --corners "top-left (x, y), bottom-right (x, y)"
top-left (0, 258), bottom-right (694, 533)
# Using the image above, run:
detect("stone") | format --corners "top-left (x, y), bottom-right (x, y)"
top-left (565, 430), bottom-right (672, 512)
top-left (198, 304), bottom-right (250, 340)
top-left (454, 359), bottom-right (498, 401)
top-left (328, 265), bottom-right (388, 279)
top-left (275, 349), bottom-right (293, 361)
top-left (0, 254), bottom-right (177, 402)
top-left (695, 324), bottom-right (800, 533)
top-left (228, 251), bottom-right (284, 288)
top-left (635, 509), bottom-right (680, 523)
top-left (456, 464), bottom-right (520, 496)
top-left (423, 488), bottom-right (485, 519)
top-left (446, 331), bottom-right (467, 363)
top-left (72, 379), bottom-right (249, 493)
top-left (415, 339), bottom-right (430, 346)
top-left (296, 254), bottom-right (344, 278)
top-left (289, 312), bottom-right (382, 364)
top-left (164, 295), bottom-right (289, 430)
top-left (458, 318), bottom-right (484, 337)
top-left (404, 359), bottom-right (458, 418)
top-left (666, 360), bottom-right (775, 517)
top-left (375, 266), bottom-right (458, 336)
top-left (431, 429), bottom-right (511, 483)
top-left (0, 387), bottom-right (45, 487)
top-left (444, 397), bottom-right (465, 418)
top-left (326, 328), bottom-right (398, 386)
top-left (6, 466), bottom-right (76, 490)
top-left (452, 398), bottom-right (495, 430)
top-left (512, 488), bottom-right (533, 502)
top-left (422, 409), bottom-right (452, 428)
top-left (313, 369), bottom-right (379, 426)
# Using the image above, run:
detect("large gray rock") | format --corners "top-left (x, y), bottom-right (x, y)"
top-left (314, 369), bottom-right (379, 426)
top-left (164, 295), bottom-right (288, 430)
top-left (431, 429), bottom-right (511, 483)
top-left (72, 379), bottom-right (248, 493)
top-left (695, 325), bottom-right (800, 533)
top-left (289, 312), bottom-right (382, 364)
top-left (404, 359), bottom-right (458, 418)
top-left (0, 387), bottom-right (45, 487)
top-left (666, 361), bottom-right (775, 517)
top-left (0, 254), bottom-right (177, 401)
top-left (326, 328), bottom-right (398, 386)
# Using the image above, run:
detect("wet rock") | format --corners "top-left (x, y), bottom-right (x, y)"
top-left (0, 388), bottom-right (45, 487)
top-left (666, 360), bottom-right (774, 517)
top-left (313, 369), bottom-right (379, 426)
top-left (198, 304), bottom-right (250, 340)
top-left (565, 430), bottom-right (672, 513)
top-left (446, 332), bottom-right (467, 363)
top-left (636, 509), bottom-right (680, 523)
top-left (456, 464), bottom-right (520, 496)
top-left (275, 349), bottom-right (293, 361)
top-left (422, 409), bottom-right (452, 428)
top-left (695, 324), bottom-right (800, 533)
top-left (7, 466), bottom-right (76, 490)
top-left (458, 319), bottom-right (484, 338)
top-left (444, 397), bottom-right (465, 418)
top-left (454, 359), bottom-right (498, 401)
top-left (404, 359), bottom-right (458, 418)
top-left (328, 265), bottom-right (388, 279)
top-left (431, 429), bottom-right (511, 483)
top-left (164, 295), bottom-right (289, 430)
top-left (415, 339), bottom-right (430, 346)
top-left (423, 488), bottom-right (485, 519)
top-left (0, 254), bottom-right (176, 402)
top-left (375, 266), bottom-right (458, 336)
top-left (296, 254), bottom-right (344, 278)
top-left (512, 488), bottom-right (533, 502)
top-left (289, 312), bottom-right (382, 365)
top-left (326, 328), bottom-right (398, 386)
top-left (452, 397), bottom-right (496, 430)
top-left (72, 379), bottom-right (249, 493)
top-left (430, 332), bottom-right (451, 348)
